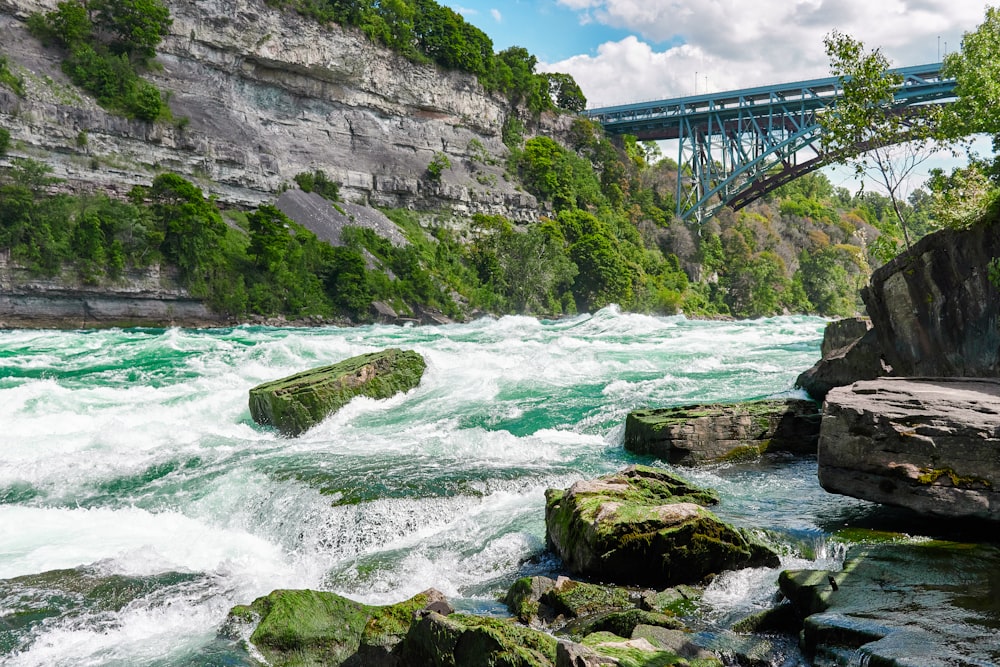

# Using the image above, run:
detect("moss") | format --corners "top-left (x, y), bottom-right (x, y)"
top-left (249, 348), bottom-right (426, 436)
top-left (831, 527), bottom-right (913, 545)
top-left (543, 580), bottom-right (631, 617)
top-left (916, 467), bottom-right (992, 488)
top-left (581, 632), bottom-right (697, 667)
top-left (362, 591), bottom-right (429, 650)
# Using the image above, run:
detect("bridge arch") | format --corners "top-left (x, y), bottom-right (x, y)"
top-left (585, 64), bottom-right (956, 222)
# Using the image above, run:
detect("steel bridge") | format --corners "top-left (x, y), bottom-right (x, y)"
top-left (584, 63), bottom-right (956, 222)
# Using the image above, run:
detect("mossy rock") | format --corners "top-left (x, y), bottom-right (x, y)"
top-left (624, 399), bottom-right (820, 465)
top-left (248, 348), bottom-right (426, 436)
top-left (225, 588), bottom-right (441, 667)
top-left (545, 466), bottom-right (779, 587)
top-left (560, 609), bottom-right (685, 640)
top-left (504, 576), bottom-right (556, 624)
top-left (542, 578), bottom-right (633, 618)
top-left (398, 611), bottom-right (558, 666)
top-left (581, 631), bottom-right (719, 667)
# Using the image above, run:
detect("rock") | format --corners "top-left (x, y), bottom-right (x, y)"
top-left (398, 611), bottom-right (558, 666)
top-left (638, 586), bottom-right (700, 616)
top-left (560, 609), bottom-right (684, 640)
top-left (795, 325), bottom-right (888, 401)
top-left (248, 348), bottom-right (426, 436)
top-left (817, 378), bottom-right (1000, 521)
top-left (631, 625), bottom-right (720, 663)
top-left (862, 221), bottom-right (1000, 377)
top-left (555, 640), bottom-right (617, 666)
top-left (275, 190), bottom-right (410, 248)
top-left (778, 541), bottom-right (1000, 665)
top-left (819, 317), bottom-right (873, 357)
top-left (224, 587), bottom-right (446, 666)
top-left (504, 575), bottom-right (557, 625)
top-left (623, 399), bottom-right (820, 465)
top-left (544, 465), bottom-right (779, 587)
top-left (579, 632), bottom-right (709, 666)
top-left (542, 578), bottom-right (633, 619)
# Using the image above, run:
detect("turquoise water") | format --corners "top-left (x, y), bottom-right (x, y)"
top-left (0, 308), bottom-right (869, 665)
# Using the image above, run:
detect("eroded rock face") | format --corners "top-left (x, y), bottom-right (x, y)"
top-left (861, 222), bottom-right (1000, 377)
top-left (248, 348), bottom-right (426, 436)
top-left (818, 378), bottom-right (1000, 521)
top-left (623, 399), bottom-right (820, 465)
top-left (544, 466), bottom-right (779, 587)
top-left (779, 541), bottom-right (1000, 666)
top-left (795, 319), bottom-right (888, 401)
top-left (0, 0), bottom-right (559, 220)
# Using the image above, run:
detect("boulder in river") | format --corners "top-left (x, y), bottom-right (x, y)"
top-left (779, 540), bottom-right (1000, 665)
top-left (223, 587), bottom-right (451, 666)
top-left (544, 466), bottom-right (779, 587)
top-left (818, 377), bottom-right (1000, 521)
top-left (623, 399), bottom-right (820, 465)
top-left (248, 348), bottom-right (426, 436)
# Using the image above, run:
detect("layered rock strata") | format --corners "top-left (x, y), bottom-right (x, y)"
top-left (818, 377), bottom-right (1000, 521)
top-left (623, 399), bottom-right (820, 465)
top-left (0, 0), bottom-right (555, 220)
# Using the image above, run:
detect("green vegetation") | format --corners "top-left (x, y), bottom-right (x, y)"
top-left (293, 169), bottom-right (340, 201)
top-left (0, 55), bottom-right (25, 96)
top-left (267, 0), bottom-right (584, 112)
top-left (28, 0), bottom-right (170, 120)
top-left (426, 151), bottom-right (450, 182)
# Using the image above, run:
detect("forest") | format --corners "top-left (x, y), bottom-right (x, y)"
top-left (1, 1), bottom-right (999, 324)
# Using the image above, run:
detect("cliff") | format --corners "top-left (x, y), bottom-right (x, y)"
top-left (0, 0), bottom-right (558, 220)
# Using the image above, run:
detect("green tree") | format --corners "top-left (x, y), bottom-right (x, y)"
top-left (147, 173), bottom-right (227, 284)
top-left (942, 7), bottom-right (1000, 139)
top-left (93, 0), bottom-right (172, 59)
top-left (820, 30), bottom-right (942, 248)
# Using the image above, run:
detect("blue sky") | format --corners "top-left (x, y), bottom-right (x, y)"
top-left (448, 1), bottom-right (988, 108)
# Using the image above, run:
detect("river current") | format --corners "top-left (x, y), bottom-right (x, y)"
top-left (0, 308), bottom-right (874, 665)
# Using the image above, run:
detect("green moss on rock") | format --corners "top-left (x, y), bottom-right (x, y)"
top-left (248, 348), bottom-right (426, 436)
top-left (399, 612), bottom-right (557, 666)
top-left (545, 466), bottom-right (779, 587)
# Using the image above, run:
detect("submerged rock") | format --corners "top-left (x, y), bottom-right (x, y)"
top-left (544, 466), bottom-right (779, 587)
top-left (818, 377), bottom-right (1000, 521)
top-left (779, 540), bottom-right (1000, 665)
top-left (623, 399), bottom-right (820, 465)
top-left (248, 348), bottom-right (426, 436)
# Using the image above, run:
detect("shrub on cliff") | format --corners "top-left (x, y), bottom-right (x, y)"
top-left (28, 0), bottom-right (170, 120)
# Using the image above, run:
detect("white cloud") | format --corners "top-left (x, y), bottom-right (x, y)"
top-left (491, 8), bottom-right (502, 22)
top-left (547, 0), bottom-right (986, 108)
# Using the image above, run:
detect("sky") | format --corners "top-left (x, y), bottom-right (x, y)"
top-left (451, 0), bottom-right (989, 107)
top-left (450, 0), bottom-right (993, 191)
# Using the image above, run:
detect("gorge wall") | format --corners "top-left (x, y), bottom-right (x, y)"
top-left (0, 0), bottom-right (559, 220)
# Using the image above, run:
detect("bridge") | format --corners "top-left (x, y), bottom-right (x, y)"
top-left (584, 63), bottom-right (956, 222)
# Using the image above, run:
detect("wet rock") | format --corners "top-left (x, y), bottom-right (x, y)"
top-left (248, 348), bottom-right (426, 436)
top-left (544, 466), bottom-right (779, 587)
top-left (398, 611), bottom-right (557, 666)
top-left (778, 541), bottom-right (1000, 665)
top-left (224, 587), bottom-right (448, 667)
top-left (580, 632), bottom-right (716, 666)
top-left (818, 378), bottom-right (1000, 521)
top-left (560, 609), bottom-right (684, 640)
top-left (862, 221), bottom-right (1000, 377)
top-left (631, 625), bottom-right (720, 663)
top-left (555, 640), bottom-right (617, 666)
top-left (795, 324), bottom-right (888, 401)
top-left (505, 575), bottom-right (558, 625)
top-left (624, 399), bottom-right (820, 465)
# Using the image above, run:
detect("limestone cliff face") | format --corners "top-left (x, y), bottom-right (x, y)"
top-left (0, 0), bottom-right (559, 219)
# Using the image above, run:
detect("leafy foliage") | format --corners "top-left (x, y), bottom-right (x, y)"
top-left (294, 170), bottom-right (341, 201)
top-left (28, 0), bottom-right (170, 120)
top-left (0, 56), bottom-right (25, 96)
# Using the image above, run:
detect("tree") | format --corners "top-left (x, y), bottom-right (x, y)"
top-left (93, 0), bottom-right (172, 60)
top-left (942, 7), bottom-right (1000, 139)
top-left (820, 30), bottom-right (943, 249)
top-left (147, 173), bottom-right (226, 282)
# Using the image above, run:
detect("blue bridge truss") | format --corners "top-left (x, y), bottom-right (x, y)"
top-left (584, 63), bottom-right (956, 222)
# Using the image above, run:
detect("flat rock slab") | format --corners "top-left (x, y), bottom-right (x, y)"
top-left (623, 399), bottom-right (820, 465)
top-left (818, 378), bottom-right (1000, 521)
top-left (249, 348), bottom-right (426, 436)
top-left (779, 541), bottom-right (1000, 666)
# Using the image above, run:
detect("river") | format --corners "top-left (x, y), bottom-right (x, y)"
top-left (0, 308), bottom-right (875, 665)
